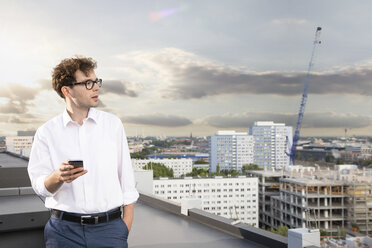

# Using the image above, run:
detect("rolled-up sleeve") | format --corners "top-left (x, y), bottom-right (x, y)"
top-left (28, 128), bottom-right (56, 197)
top-left (118, 124), bottom-right (139, 205)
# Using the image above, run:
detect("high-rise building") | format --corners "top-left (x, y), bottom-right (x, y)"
top-left (250, 122), bottom-right (292, 169)
top-left (209, 131), bottom-right (254, 173)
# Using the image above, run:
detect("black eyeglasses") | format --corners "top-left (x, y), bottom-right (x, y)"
top-left (67, 78), bottom-right (102, 90)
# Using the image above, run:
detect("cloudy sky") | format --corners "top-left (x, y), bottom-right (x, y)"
top-left (1, 0), bottom-right (372, 137)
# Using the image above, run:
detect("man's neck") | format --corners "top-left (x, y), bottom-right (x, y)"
top-left (66, 105), bottom-right (89, 125)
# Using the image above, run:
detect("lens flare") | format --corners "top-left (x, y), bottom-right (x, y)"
top-left (149, 8), bottom-right (181, 22)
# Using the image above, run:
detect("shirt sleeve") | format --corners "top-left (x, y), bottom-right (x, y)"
top-left (118, 124), bottom-right (139, 205)
top-left (27, 128), bottom-right (57, 197)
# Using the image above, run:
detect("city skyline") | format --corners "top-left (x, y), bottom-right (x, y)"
top-left (1, 1), bottom-right (372, 137)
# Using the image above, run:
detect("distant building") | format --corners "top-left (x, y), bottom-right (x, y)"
top-left (17, 130), bottom-right (36, 136)
top-left (131, 158), bottom-right (192, 178)
top-left (209, 131), bottom-right (254, 173)
top-left (0, 137), bottom-right (6, 152)
top-left (153, 176), bottom-right (259, 226)
top-left (6, 136), bottom-right (34, 156)
top-left (128, 143), bottom-right (144, 153)
top-left (250, 121), bottom-right (292, 169)
top-left (147, 153), bottom-right (209, 162)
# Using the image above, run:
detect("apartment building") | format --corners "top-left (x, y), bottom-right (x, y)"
top-left (209, 131), bottom-right (254, 173)
top-left (131, 158), bottom-right (192, 178)
top-left (153, 176), bottom-right (259, 226)
top-left (249, 165), bottom-right (372, 235)
top-left (250, 121), bottom-right (292, 169)
top-left (5, 136), bottom-right (34, 155)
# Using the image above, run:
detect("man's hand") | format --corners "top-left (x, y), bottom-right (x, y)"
top-left (122, 203), bottom-right (134, 232)
top-left (44, 161), bottom-right (88, 194)
top-left (57, 161), bottom-right (87, 183)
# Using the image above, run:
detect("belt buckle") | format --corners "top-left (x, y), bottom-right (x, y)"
top-left (81, 215), bottom-right (99, 225)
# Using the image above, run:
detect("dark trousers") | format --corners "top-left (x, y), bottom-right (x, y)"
top-left (44, 211), bottom-right (129, 248)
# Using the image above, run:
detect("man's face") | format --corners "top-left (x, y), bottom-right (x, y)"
top-left (67, 69), bottom-right (99, 110)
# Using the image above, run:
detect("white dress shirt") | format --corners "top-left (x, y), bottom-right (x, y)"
top-left (28, 108), bottom-right (139, 214)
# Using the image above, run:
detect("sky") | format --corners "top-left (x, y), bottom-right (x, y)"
top-left (1, 0), bottom-right (372, 137)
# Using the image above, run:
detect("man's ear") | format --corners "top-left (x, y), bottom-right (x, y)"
top-left (61, 86), bottom-right (72, 98)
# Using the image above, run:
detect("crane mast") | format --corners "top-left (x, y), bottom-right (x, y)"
top-left (289, 27), bottom-right (322, 165)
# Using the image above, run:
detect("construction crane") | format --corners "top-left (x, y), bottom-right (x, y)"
top-left (289, 27), bottom-right (322, 165)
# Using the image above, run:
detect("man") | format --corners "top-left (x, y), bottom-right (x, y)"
top-left (28, 56), bottom-right (139, 248)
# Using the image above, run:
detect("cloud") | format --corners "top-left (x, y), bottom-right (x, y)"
top-left (119, 48), bottom-right (372, 100)
top-left (0, 83), bottom-right (40, 101)
top-left (202, 112), bottom-right (372, 129)
top-left (36, 79), bottom-right (52, 90)
top-left (8, 116), bottom-right (31, 124)
top-left (0, 100), bottom-right (27, 114)
top-left (162, 64), bottom-right (372, 99)
top-left (271, 18), bottom-right (308, 25)
top-left (0, 113), bottom-right (39, 124)
top-left (0, 83), bottom-right (46, 115)
top-left (100, 80), bottom-right (140, 97)
top-left (122, 113), bottom-right (192, 127)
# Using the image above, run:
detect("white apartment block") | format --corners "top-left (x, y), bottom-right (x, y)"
top-left (250, 121), bottom-right (292, 169)
top-left (131, 158), bottom-right (192, 178)
top-left (209, 131), bottom-right (254, 173)
top-left (153, 176), bottom-right (259, 226)
top-left (6, 136), bottom-right (34, 155)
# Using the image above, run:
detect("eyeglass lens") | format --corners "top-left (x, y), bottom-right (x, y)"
top-left (86, 79), bottom-right (102, 90)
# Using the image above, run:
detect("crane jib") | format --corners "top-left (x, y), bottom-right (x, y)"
top-left (288, 27), bottom-right (322, 165)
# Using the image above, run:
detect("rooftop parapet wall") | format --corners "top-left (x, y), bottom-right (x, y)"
top-left (139, 192), bottom-right (288, 248)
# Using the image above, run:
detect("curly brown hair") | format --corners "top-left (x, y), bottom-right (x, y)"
top-left (52, 56), bottom-right (97, 98)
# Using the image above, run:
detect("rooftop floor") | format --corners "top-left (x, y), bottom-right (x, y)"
top-left (129, 202), bottom-right (264, 248)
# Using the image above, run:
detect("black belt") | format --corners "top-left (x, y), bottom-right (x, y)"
top-left (51, 208), bottom-right (121, 225)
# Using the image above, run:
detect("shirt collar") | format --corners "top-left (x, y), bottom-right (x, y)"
top-left (63, 108), bottom-right (98, 127)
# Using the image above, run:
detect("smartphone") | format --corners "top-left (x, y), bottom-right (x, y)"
top-left (68, 160), bottom-right (84, 168)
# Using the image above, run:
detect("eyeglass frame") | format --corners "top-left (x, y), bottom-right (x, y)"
top-left (66, 78), bottom-right (102, 90)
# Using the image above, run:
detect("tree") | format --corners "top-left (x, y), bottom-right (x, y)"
top-left (142, 162), bottom-right (174, 178)
top-left (295, 152), bottom-right (302, 160)
top-left (276, 225), bottom-right (289, 236)
top-left (194, 159), bottom-right (208, 164)
top-left (268, 225), bottom-right (289, 237)
top-left (186, 167), bottom-right (205, 177)
top-left (325, 155), bottom-right (335, 163)
top-left (242, 164), bottom-right (261, 172)
top-left (131, 147), bottom-right (158, 159)
top-left (336, 158), bottom-right (344, 165)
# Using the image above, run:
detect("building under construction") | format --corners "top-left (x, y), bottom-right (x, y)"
top-left (248, 165), bottom-right (372, 235)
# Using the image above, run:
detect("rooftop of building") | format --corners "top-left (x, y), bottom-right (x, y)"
top-left (0, 152), bottom-right (28, 168)
top-left (250, 164), bottom-right (372, 185)
top-left (153, 175), bottom-right (254, 181)
top-left (253, 121), bottom-right (286, 127)
top-left (248, 170), bottom-right (285, 177)
top-left (215, 130), bottom-right (249, 136)
top-left (280, 176), bottom-right (345, 186)
top-left (0, 152), bottom-right (287, 248)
